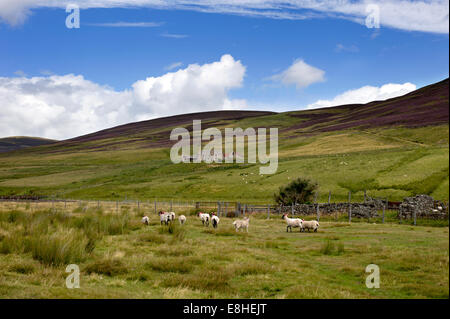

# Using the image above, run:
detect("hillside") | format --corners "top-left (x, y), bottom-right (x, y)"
top-left (0, 136), bottom-right (57, 153)
top-left (0, 78), bottom-right (448, 202)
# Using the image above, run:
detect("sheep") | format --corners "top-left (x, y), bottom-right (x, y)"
top-left (281, 213), bottom-right (302, 232)
top-left (211, 213), bottom-right (220, 229)
top-left (179, 215), bottom-right (186, 225)
top-left (159, 211), bottom-right (170, 225)
top-left (141, 216), bottom-right (149, 225)
top-left (437, 206), bottom-right (443, 211)
top-left (198, 212), bottom-right (210, 226)
top-left (168, 211), bottom-right (176, 221)
top-left (300, 219), bottom-right (320, 232)
top-left (233, 217), bottom-right (250, 232)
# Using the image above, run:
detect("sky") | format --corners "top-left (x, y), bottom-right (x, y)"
top-left (0, 0), bottom-right (449, 140)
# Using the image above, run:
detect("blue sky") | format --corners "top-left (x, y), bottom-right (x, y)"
top-left (0, 1), bottom-right (448, 139)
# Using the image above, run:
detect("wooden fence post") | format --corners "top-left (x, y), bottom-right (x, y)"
top-left (413, 206), bottom-right (417, 226)
top-left (291, 203), bottom-right (294, 216)
top-left (348, 191), bottom-right (352, 223)
top-left (316, 202), bottom-right (320, 222)
top-left (382, 198), bottom-right (386, 224)
top-left (328, 191), bottom-right (331, 205)
top-left (225, 202), bottom-right (228, 217)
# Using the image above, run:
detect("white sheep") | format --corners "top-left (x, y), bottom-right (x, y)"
top-left (437, 206), bottom-right (443, 211)
top-left (211, 213), bottom-right (220, 229)
top-left (159, 211), bottom-right (170, 225)
top-left (300, 219), bottom-right (320, 232)
top-left (179, 215), bottom-right (186, 225)
top-left (141, 216), bottom-right (149, 225)
top-left (282, 213), bottom-right (302, 232)
top-left (233, 217), bottom-right (250, 232)
top-left (168, 211), bottom-right (176, 221)
top-left (198, 212), bottom-right (210, 226)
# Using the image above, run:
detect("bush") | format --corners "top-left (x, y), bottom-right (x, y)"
top-left (274, 177), bottom-right (318, 205)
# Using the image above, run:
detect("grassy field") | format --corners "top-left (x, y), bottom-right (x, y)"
top-left (0, 205), bottom-right (448, 299)
top-left (0, 125), bottom-right (448, 203)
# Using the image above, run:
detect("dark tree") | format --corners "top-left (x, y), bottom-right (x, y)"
top-left (274, 178), bottom-right (318, 205)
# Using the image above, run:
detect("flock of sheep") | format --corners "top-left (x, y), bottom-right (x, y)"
top-left (141, 210), bottom-right (319, 233)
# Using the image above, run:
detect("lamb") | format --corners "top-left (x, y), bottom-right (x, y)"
top-left (141, 216), bottom-right (149, 225)
top-left (198, 212), bottom-right (210, 226)
top-left (211, 213), bottom-right (220, 229)
top-left (300, 219), bottom-right (320, 232)
top-left (159, 211), bottom-right (170, 225)
top-left (281, 213), bottom-right (302, 232)
top-left (233, 217), bottom-right (250, 232)
top-left (179, 215), bottom-right (186, 225)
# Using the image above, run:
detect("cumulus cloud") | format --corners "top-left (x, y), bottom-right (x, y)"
top-left (0, 1), bottom-right (448, 34)
top-left (0, 54), bottom-right (246, 140)
top-left (270, 59), bottom-right (325, 89)
top-left (306, 82), bottom-right (417, 109)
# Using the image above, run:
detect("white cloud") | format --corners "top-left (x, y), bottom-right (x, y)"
top-left (0, 54), bottom-right (246, 140)
top-left (270, 59), bottom-right (325, 89)
top-left (306, 82), bottom-right (417, 109)
top-left (160, 32), bottom-right (189, 38)
top-left (0, 1), bottom-right (448, 34)
top-left (335, 43), bottom-right (359, 53)
top-left (165, 62), bottom-right (183, 71)
top-left (86, 21), bottom-right (163, 27)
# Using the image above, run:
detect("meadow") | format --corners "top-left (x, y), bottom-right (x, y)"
top-left (0, 204), bottom-right (448, 299)
top-left (0, 125), bottom-right (448, 203)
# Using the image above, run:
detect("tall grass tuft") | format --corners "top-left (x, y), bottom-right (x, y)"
top-left (30, 228), bottom-right (89, 266)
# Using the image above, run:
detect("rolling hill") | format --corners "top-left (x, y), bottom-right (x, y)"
top-left (0, 78), bottom-right (448, 202)
top-left (0, 136), bottom-right (57, 153)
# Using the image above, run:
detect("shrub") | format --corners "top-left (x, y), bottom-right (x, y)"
top-left (274, 178), bottom-right (318, 205)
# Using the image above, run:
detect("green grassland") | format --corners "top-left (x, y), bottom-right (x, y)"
top-left (0, 207), bottom-right (448, 299)
top-left (0, 123), bottom-right (448, 203)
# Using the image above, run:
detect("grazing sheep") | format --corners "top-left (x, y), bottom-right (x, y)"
top-left (281, 213), bottom-right (302, 232)
top-left (179, 215), bottom-right (186, 225)
top-left (211, 213), bottom-right (220, 229)
top-left (159, 211), bottom-right (170, 225)
top-left (168, 211), bottom-right (176, 221)
top-left (233, 217), bottom-right (250, 232)
top-left (301, 219), bottom-right (319, 232)
top-left (198, 212), bottom-right (210, 226)
top-left (141, 216), bottom-right (149, 225)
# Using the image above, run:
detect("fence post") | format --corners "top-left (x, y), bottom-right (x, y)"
top-left (97, 200), bottom-right (100, 209)
top-left (217, 201), bottom-right (220, 216)
top-left (243, 204), bottom-right (246, 217)
top-left (316, 202), bottom-right (320, 222)
top-left (328, 191), bottom-right (331, 204)
top-left (267, 204), bottom-right (270, 219)
top-left (116, 201), bottom-right (118, 213)
top-left (382, 198), bottom-right (386, 224)
top-left (413, 206), bottom-right (417, 226)
top-left (364, 189), bottom-right (367, 203)
top-left (348, 191), bottom-right (352, 223)
top-left (291, 203), bottom-right (294, 216)
top-left (170, 200), bottom-right (173, 211)
top-left (154, 200), bottom-right (157, 214)
top-left (137, 200), bottom-right (140, 213)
